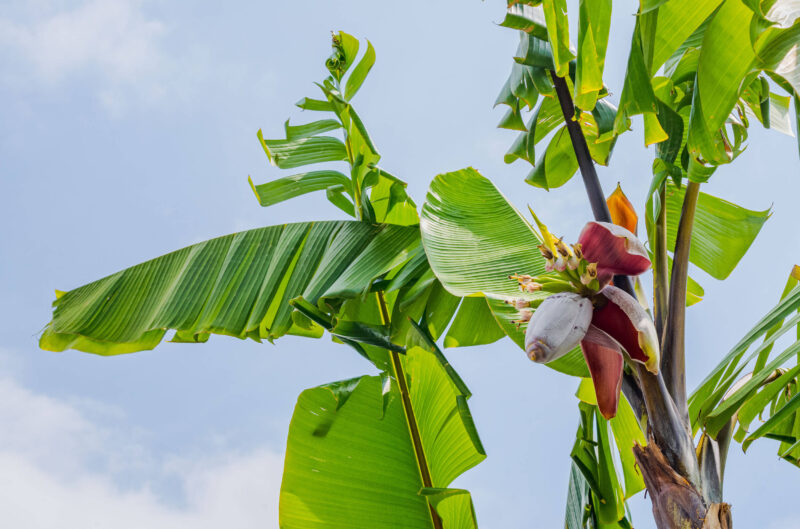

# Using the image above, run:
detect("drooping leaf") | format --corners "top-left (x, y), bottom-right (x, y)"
top-left (504, 96), bottom-right (565, 165)
top-left (296, 97), bottom-right (335, 112)
top-left (613, 21), bottom-right (659, 136)
top-left (525, 103), bottom-right (615, 189)
top-left (421, 489), bottom-right (480, 529)
top-left (326, 186), bottom-right (356, 217)
top-left (498, 100), bottom-right (529, 131)
top-left (756, 20), bottom-right (800, 96)
top-left (527, 126), bottom-right (579, 189)
top-left (574, 0), bottom-right (612, 110)
top-left (249, 171), bottom-right (352, 207)
top-left (258, 131), bottom-right (348, 169)
top-left (581, 105), bottom-right (618, 165)
top-left (654, 100), bottom-right (685, 164)
top-left (664, 182), bottom-right (770, 279)
top-left (542, 0), bottom-right (576, 77)
top-left (404, 319), bottom-right (472, 398)
top-left (284, 119), bottom-right (342, 140)
top-left (280, 347), bottom-right (485, 528)
top-left (41, 222), bottom-right (421, 354)
top-left (404, 348), bottom-right (486, 484)
top-left (687, 0), bottom-right (755, 164)
top-left (511, 65), bottom-right (543, 110)
top-left (501, 4), bottom-right (549, 39)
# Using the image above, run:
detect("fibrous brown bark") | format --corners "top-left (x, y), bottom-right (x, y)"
top-left (634, 440), bottom-right (732, 529)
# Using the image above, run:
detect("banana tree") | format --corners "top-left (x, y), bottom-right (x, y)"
top-left (39, 1), bottom-right (800, 527)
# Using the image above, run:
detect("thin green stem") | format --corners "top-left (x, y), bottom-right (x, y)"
top-left (661, 180), bottom-right (700, 419)
top-left (376, 293), bottom-right (443, 529)
top-left (332, 78), bottom-right (362, 222)
top-left (653, 181), bottom-right (669, 343)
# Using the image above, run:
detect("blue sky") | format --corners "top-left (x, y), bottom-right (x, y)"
top-left (1, 1), bottom-right (799, 527)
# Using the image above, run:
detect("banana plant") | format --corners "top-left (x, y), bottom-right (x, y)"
top-left (41, 33), bottom-right (498, 529)
top-left (39, 1), bottom-right (800, 527)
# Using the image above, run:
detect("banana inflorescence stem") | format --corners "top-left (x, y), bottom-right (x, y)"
top-left (550, 71), bottom-right (701, 489)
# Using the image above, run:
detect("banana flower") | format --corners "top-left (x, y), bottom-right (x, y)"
top-left (523, 221), bottom-right (658, 419)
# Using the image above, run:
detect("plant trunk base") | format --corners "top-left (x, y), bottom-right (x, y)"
top-left (634, 440), bottom-right (732, 529)
top-left (702, 503), bottom-right (732, 529)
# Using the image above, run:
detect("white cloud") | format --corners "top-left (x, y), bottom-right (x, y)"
top-left (0, 377), bottom-right (283, 528)
top-left (0, 0), bottom-right (167, 112)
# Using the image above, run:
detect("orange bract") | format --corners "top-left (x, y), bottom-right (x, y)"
top-left (606, 184), bottom-right (638, 234)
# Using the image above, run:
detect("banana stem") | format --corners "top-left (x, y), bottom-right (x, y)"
top-left (661, 180), bottom-right (700, 420)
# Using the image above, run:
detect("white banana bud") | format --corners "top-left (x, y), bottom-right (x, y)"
top-left (525, 292), bottom-right (592, 363)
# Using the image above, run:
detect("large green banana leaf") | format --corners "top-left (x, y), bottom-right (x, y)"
top-left (41, 221), bottom-right (420, 354)
top-left (420, 167), bottom-right (545, 299)
top-left (420, 167), bottom-right (588, 377)
top-left (280, 346), bottom-right (484, 529)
